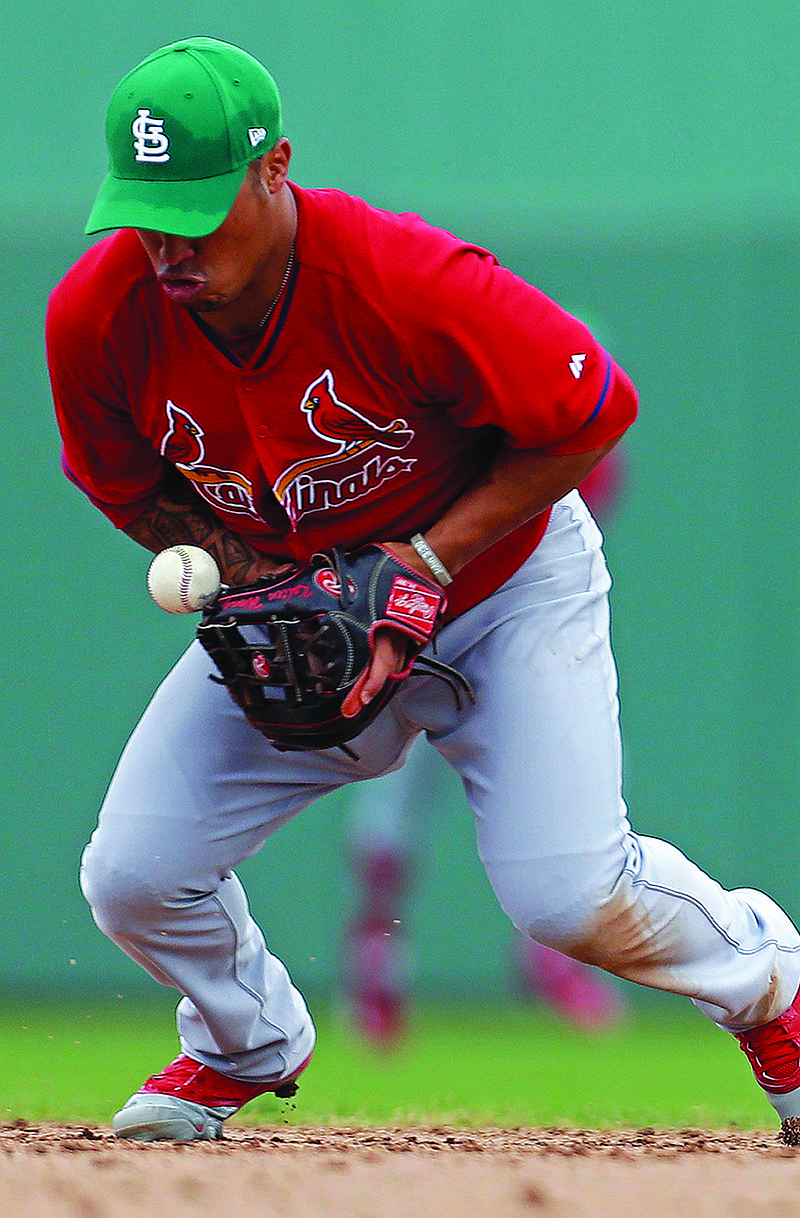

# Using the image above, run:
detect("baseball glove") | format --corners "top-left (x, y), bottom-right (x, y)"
top-left (196, 545), bottom-right (473, 753)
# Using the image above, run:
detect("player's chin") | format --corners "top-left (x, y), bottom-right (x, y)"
top-left (188, 294), bottom-right (229, 314)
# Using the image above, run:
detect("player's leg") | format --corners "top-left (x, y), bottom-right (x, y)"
top-left (402, 491), bottom-right (800, 1129)
top-left (346, 732), bottom-right (625, 1037)
top-left (80, 639), bottom-right (411, 1137)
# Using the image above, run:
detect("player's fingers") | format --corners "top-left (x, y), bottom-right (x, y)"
top-left (341, 630), bottom-right (409, 718)
top-left (341, 665), bottom-right (372, 718)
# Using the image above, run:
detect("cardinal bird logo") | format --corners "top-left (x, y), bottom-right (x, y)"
top-left (302, 370), bottom-right (414, 452)
top-left (160, 400), bottom-right (259, 518)
top-left (161, 400), bottom-right (205, 465)
top-left (273, 370), bottom-right (416, 524)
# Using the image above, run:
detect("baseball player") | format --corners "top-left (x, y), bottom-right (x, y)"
top-left (47, 36), bottom-right (800, 1143)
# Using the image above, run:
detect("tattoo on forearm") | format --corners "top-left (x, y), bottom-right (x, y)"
top-left (121, 480), bottom-right (292, 585)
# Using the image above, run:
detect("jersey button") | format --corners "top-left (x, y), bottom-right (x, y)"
top-left (257, 426), bottom-right (269, 439)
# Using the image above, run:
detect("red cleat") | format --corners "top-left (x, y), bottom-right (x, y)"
top-left (735, 997), bottom-right (800, 1095)
top-left (113, 1052), bottom-right (311, 1141)
top-left (734, 986), bottom-right (800, 1143)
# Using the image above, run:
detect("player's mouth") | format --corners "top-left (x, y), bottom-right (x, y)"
top-left (158, 274), bottom-right (208, 306)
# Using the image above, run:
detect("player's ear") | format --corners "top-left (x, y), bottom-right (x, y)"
top-left (262, 138), bottom-right (292, 193)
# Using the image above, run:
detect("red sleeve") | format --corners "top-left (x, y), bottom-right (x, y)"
top-left (46, 243), bottom-right (169, 528)
top-left (402, 242), bottom-right (637, 452)
top-left (540, 357), bottom-right (638, 455)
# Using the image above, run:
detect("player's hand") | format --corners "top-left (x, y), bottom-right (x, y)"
top-left (339, 538), bottom-right (448, 718)
top-left (340, 538), bottom-right (448, 716)
top-left (341, 627), bottom-right (412, 718)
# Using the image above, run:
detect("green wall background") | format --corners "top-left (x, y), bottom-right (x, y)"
top-left (2, 1), bottom-right (798, 1002)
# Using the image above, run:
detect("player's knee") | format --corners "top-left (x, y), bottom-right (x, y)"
top-left (487, 853), bottom-right (625, 950)
top-left (493, 859), bottom-right (662, 974)
top-left (553, 867), bottom-right (664, 973)
top-left (80, 840), bottom-right (178, 935)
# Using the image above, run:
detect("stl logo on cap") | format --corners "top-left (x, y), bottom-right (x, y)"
top-left (132, 108), bottom-right (171, 163)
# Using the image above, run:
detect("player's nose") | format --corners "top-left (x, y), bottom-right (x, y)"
top-left (157, 233), bottom-right (199, 268)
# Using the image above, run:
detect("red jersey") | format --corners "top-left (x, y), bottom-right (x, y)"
top-left (47, 184), bottom-right (637, 616)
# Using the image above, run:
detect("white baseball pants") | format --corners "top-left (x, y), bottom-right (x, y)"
top-left (80, 492), bottom-right (800, 1080)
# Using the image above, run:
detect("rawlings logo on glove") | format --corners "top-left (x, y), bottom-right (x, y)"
top-left (196, 544), bottom-right (473, 753)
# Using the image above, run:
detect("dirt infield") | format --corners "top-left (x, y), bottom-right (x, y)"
top-left (2, 1124), bottom-right (800, 1217)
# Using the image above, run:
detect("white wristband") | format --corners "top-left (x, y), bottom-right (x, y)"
top-left (410, 533), bottom-right (453, 586)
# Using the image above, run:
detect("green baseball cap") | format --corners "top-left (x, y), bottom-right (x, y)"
top-left (85, 36), bottom-right (283, 238)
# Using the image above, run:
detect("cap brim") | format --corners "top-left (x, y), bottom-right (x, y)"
top-left (84, 164), bottom-right (248, 238)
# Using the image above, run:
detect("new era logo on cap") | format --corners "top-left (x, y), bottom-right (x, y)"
top-left (248, 127), bottom-right (268, 147)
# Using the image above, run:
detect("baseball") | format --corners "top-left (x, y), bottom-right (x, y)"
top-left (146, 545), bottom-right (222, 614)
